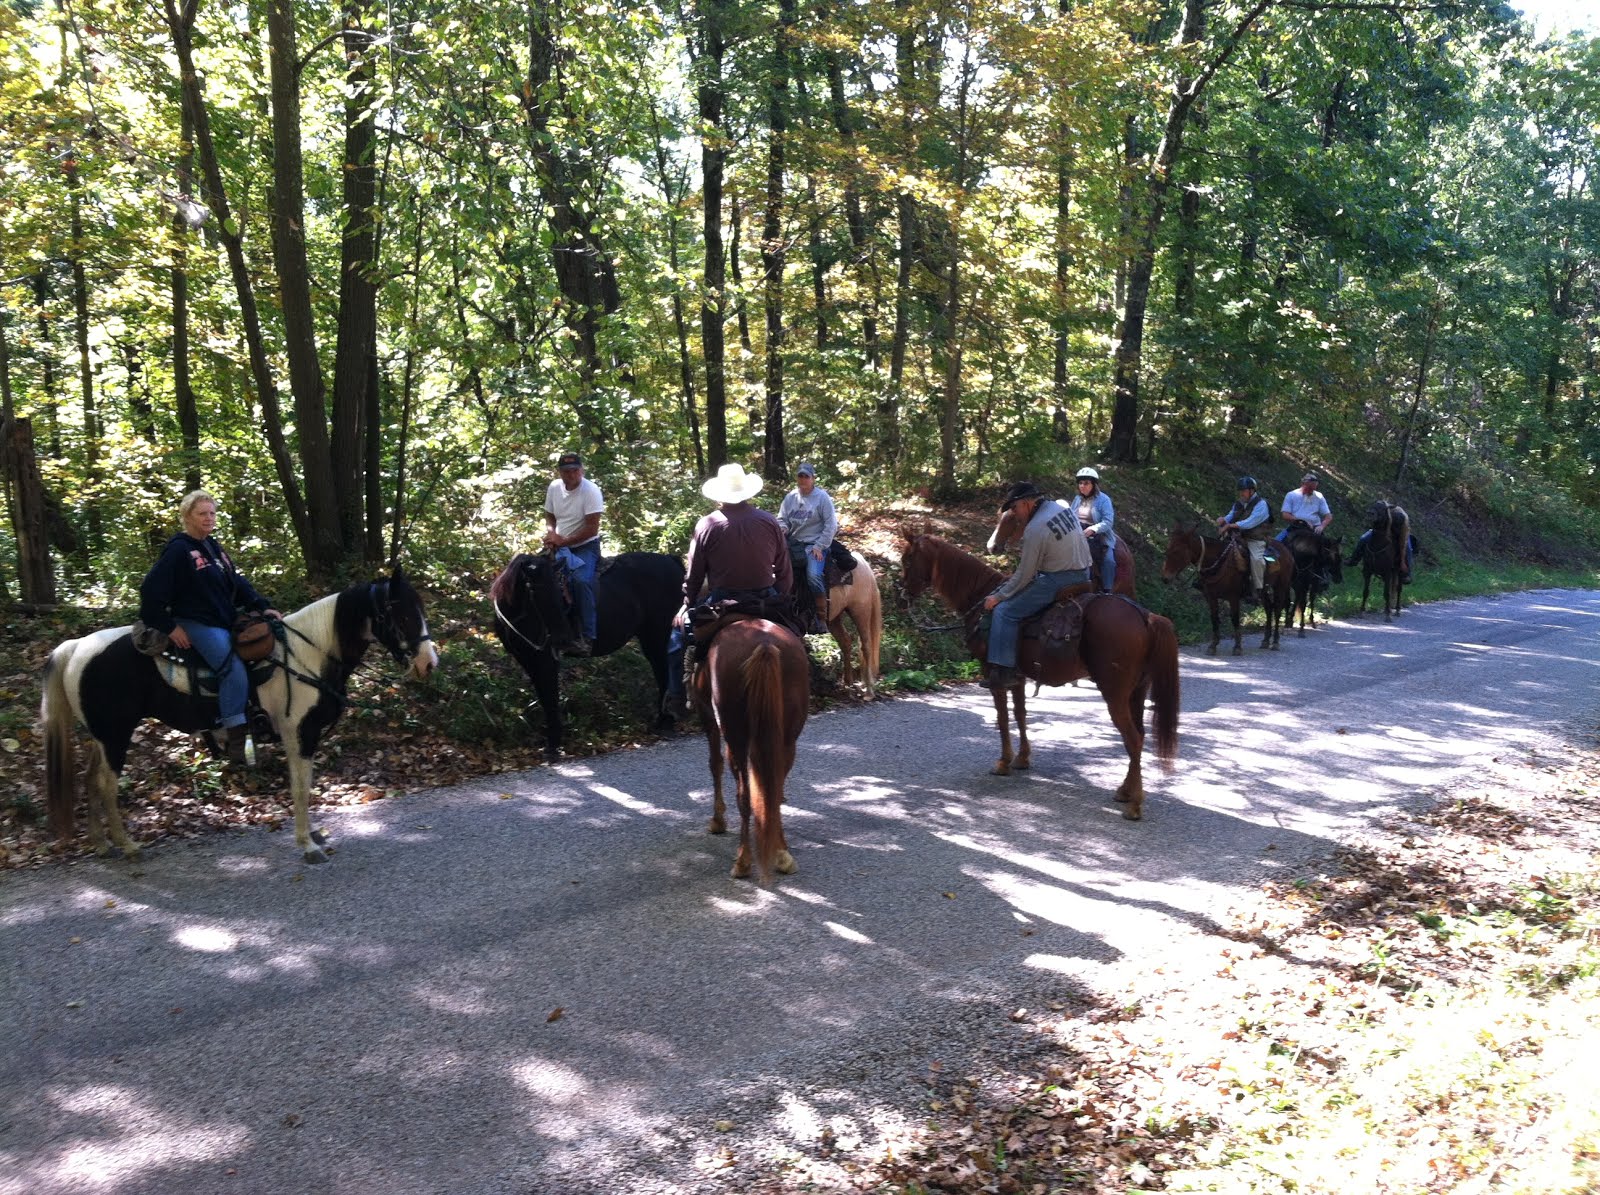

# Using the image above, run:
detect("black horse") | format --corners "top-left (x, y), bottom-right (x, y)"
top-left (491, 551), bottom-right (685, 759)
top-left (1283, 523), bottom-right (1344, 636)
top-left (1355, 501), bottom-right (1411, 621)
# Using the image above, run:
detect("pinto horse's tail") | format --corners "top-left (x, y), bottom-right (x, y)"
top-left (1146, 614), bottom-right (1181, 771)
top-left (740, 641), bottom-right (791, 885)
top-left (41, 641), bottom-right (78, 841)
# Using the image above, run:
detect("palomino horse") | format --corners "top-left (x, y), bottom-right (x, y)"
top-left (821, 552), bottom-right (884, 697)
top-left (1283, 524), bottom-right (1344, 636)
top-left (1357, 500), bottom-right (1411, 621)
top-left (693, 618), bottom-right (810, 881)
top-left (986, 505), bottom-right (1137, 597)
top-left (898, 533), bottom-right (1179, 820)
top-left (492, 551), bottom-right (685, 758)
top-left (42, 569), bottom-right (438, 863)
top-left (1161, 523), bottom-right (1295, 655)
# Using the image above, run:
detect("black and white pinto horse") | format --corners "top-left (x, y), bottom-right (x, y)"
top-left (42, 569), bottom-right (438, 864)
top-left (491, 551), bottom-right (685, 760)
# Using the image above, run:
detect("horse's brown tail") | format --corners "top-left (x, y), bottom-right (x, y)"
top-left (740, 642), bottom-right (789, 885)
top-left (1146, 614), bottom-right (1181, 771)
top-left (41, 643), bottom-right (78, 841)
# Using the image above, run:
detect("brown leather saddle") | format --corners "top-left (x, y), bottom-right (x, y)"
top-left (973, 582), bottom-right (1104, 687)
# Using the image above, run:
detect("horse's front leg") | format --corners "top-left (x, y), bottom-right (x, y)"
top-left (704, 718), bottom-right (727, 836)
top-left (1012, 684), bottom-right (1031, 771)
top-left (830, 622), bottom-right (855, 688)
top-left (1207, 599), bottom-right (1222, 656)
top-left (1104, 681), bottom-right (1148, 820)
top-left (1230, 599), bottom-right (1244, 656)
top-left (991, 686), bottom-right (1015, 776)
top-left (85, 741), bottom-right (140, 858)
top-left (530, 658), bottom-right (563, 761)
top-left (287, 753), bottom-right (327, 864)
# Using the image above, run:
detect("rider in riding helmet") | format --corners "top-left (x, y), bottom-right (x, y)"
top-left (1072, 466), bottom-right (1118, 594)
top-left (982, 482), bottom-right (1091, 691)
top-left (1215, 476), bottom-right (1272, 603)
top-left (1277, 472), bottom-right (1332, 544)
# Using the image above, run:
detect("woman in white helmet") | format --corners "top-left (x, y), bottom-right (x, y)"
top-left (1073, 467), bottom-right (1118, 593)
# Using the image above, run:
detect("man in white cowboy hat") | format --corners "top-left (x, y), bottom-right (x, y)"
top-left (662, 463), bottom-right (794, 719)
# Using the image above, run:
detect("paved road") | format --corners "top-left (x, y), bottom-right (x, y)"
top-left (4, 589), bottom-right (1598, 1194)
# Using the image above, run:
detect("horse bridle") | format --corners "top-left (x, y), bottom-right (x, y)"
top-left (368, 581), bottom-right (432, 665)
top-left (492, 557), bottom-right (562, 658)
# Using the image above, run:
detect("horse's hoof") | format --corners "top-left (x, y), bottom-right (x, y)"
top-left (707, 818), bottom-right (727, 836)
top-left (731, 857), bottom-right (752, 880)
top-left (1298, 628), bottom-right (1306, 638)
top-left (1232, 646), bottom-right (1244, 657)
top-left (991, 763), bottom-right (1011, 777)
top-left (303, 845), bottom-right (329, 865)
top-left (1014, 757), bottom-right (1031, 771)
top-left (1113, 790), bottom-right (1131, 804)
top-left (1121, 806), bottom-right (1143, 821)
top-left (775, 850), bottom-right (797, 875)
top-left (1206, 645), bottom-right (1218, 657)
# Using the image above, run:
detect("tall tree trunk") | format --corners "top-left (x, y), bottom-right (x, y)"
top-left (267, 0), bottom-right (342, 573)
top-left (761, 0), bottom-right (795, 480)
top-left (171, 110), bottom-right (202, 494)
top-left (696, 0), bottom-right (730, 470)
top-left (166, 0), bottom-right (309, 555)
top-left (1108, 0), bottom-right (1273, 462)
top-left (1, 414), bottom-right (57, 604)
top-left (825, 39), bottom-right (880, 369)
top-left (65, 159), bottom-right (101, 549)
top-left (1395, 300), bottom-right (1440, 487)
top-left (646, 94), bottom-right (704, 476)
top-left (936, 28), bottom-right (974, 496)
top-left (886, 9), bottom-right (917, 468)
top-left (332, 0), bottom-right (380, 559)
top-left (730, 190), bottom-right (762, 448)
top-left (524, 0), bottom-right (622, 446)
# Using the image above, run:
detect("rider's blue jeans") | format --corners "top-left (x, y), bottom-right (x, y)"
top-left (555, 540), bottom-right (601, 641)
top-left (987, 568), bottom-right (1088, 670)
top-left (792, 541), bottom-right (826, 596)
top-left (178, 619), bottom-right (248, 728)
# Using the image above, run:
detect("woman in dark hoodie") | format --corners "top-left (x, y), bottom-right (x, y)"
top-left (139, 490), bottom-right (279, 761)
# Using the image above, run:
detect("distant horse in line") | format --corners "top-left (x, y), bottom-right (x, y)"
top-left (693, 618), bottom-right (810, 882)
top-left (986, 505), bottom-right (1137, 597)
top-left (1160, 523), bottom-right (1295, 655)
top-left (491, 551), bottom-right (685, 759)
top-left (1283, 524), bottom-right (1344, 636)
top-left (1356, 501), bottom-right (1411, 621)
top-left (43, 569), bottom-right (438, 864)
top-left (898, 532), bottom-right (1179, 820)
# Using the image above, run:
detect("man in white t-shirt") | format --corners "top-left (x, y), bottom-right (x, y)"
top-left (542, 451), bottom-right (605, 654)
top-left (1277, 472), bottom-right (1332, 544)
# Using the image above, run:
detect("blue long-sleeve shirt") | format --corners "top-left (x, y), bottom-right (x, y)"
top-left (139, 534), bottom-right (269, 633)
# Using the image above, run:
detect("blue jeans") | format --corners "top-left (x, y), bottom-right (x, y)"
top-left (666, 586), bottom-right (780, 698)
top-left (1090, 538), bottom-right (1116, 592)
top-left (555, 540), bottom-right (601, 641)
top-left (791, 541), bottom-right (826, 596)
top-left (178, 619), bottom-right (248, 728)
top-left (987, 568), bottom-right (1089, 669)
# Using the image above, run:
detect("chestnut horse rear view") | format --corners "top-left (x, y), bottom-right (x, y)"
top-left (694, 619), bottom-right (809, 882)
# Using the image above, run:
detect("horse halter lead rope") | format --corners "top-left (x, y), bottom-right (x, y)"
top-left (492, 561), bottom-right (561, 659)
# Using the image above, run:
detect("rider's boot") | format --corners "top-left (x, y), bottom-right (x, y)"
top-left (225, 724), bottom-right (250, 765)
top-left (811, 594), bottom-right (830, 634)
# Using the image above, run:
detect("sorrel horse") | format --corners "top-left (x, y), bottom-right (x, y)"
top-left (986, 505), bottom-right (1137, 597)
top-left (1160, 522), bottom-right (1295, 655)
top-left (1357, 501), bottom-right (1411, 621)
top-left (42, 569), bottom-right (438, 863)
top-left (897, 532), bottom-right (1179, 819)
top-left (692, 618), bottom-right (810, 882)
top-left (1283, 524), bottom-right (1344, 636)
top-left (491, 551), bottom-right (685, 759)
top-left (820, 552), bottom-right (884, 696)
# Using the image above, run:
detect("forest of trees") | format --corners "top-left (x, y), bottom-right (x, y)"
top-left (0, 0), bottom-right (1595, 595)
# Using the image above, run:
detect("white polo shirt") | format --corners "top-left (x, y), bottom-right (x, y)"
top-left (544, 478), bottom-right (605, 547)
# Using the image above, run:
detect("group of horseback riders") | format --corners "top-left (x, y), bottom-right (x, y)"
top-left (1217, 472), bottom-right (1413, 605)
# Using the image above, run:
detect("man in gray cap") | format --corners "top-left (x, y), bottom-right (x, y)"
top-left (778, 462), bottom-right (837, 634)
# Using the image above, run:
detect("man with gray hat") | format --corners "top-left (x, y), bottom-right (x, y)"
top-left (982, 482), bottom-right (1091, 691)
top-left (1277, 472), bottom-right (1331, 543)
top-left (778, 462), bottom-right (837, 634)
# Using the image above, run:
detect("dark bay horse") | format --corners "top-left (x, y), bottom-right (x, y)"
top-left (898, 532), bottom-right (1179, 820)
top-left (1283, 524), bottom-right (1344, 636)
top-left (693, 618), bottom-right (809, 882)
top-left (42, 569), bottom-right (438, 863)
top-left (1160, 523), bottom-right (1295, 655)
top-left (1357, 501), bottom-right (1411, 621)
top-left (986, 505), bottom-right (1137, 597)
top-left (491, 551), bottom-right (685, 759)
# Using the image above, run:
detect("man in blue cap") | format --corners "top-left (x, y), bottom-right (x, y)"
top-left (778, 462), bottom-right (837, 634)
